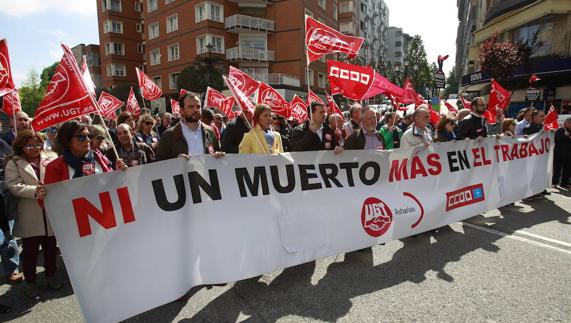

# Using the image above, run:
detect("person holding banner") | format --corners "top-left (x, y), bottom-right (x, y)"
top-left (434, 116), bottom-right (458, 143)
top-left (290, 102), bottom-right (340, 152)
top-left (342, 104), bottom-right (362, 139)
top-left (106, 123), bottom-right (155, 168)
top-left (522, 110), bottom-right (545, 135)
top-left (344, 106), bottom-right (386, 150)
top-left (378, 111), bottom-right (402, 149)
top-left (4, 130), bottom-right (60, 298)
top-left (501, 118), bottom-right (517, 137)
top-left (327, 113), bottom-right (346, 147)
top-left (401, 107), bottom-right (433, 148)
top-left (239, 104), bottom-right (284, 154)
top-left (157, 91), bottom-right (222, 160)
top-left (135, 114), bottom-right (160, 151)
top-left (455, 97), bottom-right (489, 140)
top-left (43, 120), bottom-right (125, 186)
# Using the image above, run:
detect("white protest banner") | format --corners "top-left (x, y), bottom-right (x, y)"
top-left (44, 132), bottom-right (553, 323)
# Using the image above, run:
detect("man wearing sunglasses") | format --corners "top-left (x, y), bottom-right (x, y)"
top-left (157, 92), bottom-right (223, 160)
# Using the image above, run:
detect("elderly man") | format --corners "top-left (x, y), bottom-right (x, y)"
top-left (344, 106), bottom-right (385, 150)
top-left (105, 123), bottom-right (155, 168)
top-left (328, 113), bottom-right (345, 147)
top-left (342, 103), bottom-right (362, 138)
top-left (515, 107), bottom-right (534, 136)
top-left (401, 106), bottom-right (433, 148)
top-left (1, 111), bottom-right (30, 146)
top-left (456, 96), bottom-right (488, 140)
top-left (522, 109), bottom-right (545, 135)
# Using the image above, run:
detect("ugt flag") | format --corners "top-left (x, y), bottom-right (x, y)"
top-left (228, 66), bottom-right (259, 97)
top-left (289, 95), bottom-right (308, 122)
top-left (224, 75), bottom-right (255, 115)
top-left (32, 44), bottom-right (98, 131)
top-left (126, 87), bottom-right (141, 117)
top-left (543, 106), bottom-right (559, 131)
top-left (0, 38), bottom-right (16, 97)
top-left (257, 82), bottom-right (289, 118)
top-left (305, 16), bottom-right (364, 63)
top-left (98, 91), bottom-right (124, 119)
top-left (136, 67), bottom-right (162, 101)
top-left (2, 89), bottom-right (21, 117)
top-left (170, 99), bottom-right (180, 115)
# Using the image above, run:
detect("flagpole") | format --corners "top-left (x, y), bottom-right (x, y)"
top-left (304, 15), bottom-right (314, 125)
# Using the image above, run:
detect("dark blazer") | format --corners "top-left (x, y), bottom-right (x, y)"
top-left (522, 123), bottom-right (542, 135)
top-left (290, 121), bottom-right (337, 151)
top-left (456, 113), bottom-right (488, 139)
top-left (221, 115), bottom-right (250, 153)
top-left (156, 121), bottom-right (219, 160)
top-left (554, 127), bottom-right (571, 160)
top-left (344, 129), bottom-right (385, 150)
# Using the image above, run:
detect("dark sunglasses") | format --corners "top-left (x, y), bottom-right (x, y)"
top-left (74, 134), bottom-right (93, 142)
top-left (145, 121), bottom-right (154, 126)
top-left (46, 128), bottom-right (58, 134)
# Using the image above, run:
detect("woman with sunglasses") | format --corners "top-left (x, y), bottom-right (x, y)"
top-left (434, 116), bottom-right (457, 143)
top-left (43, 120), bottom-right (126, 186)
top-left (135, 114), bottom-right (160, 151)
top-left (4, 130), bottom-right (60, 298)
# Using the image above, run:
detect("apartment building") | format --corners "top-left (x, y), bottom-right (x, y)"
top-left (71, 43), bottom-right (103, 89)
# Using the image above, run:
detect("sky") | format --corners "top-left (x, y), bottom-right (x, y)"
top-left (0, 0), bottom-right (459, 87)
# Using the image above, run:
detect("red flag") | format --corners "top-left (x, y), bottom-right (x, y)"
top-left (428, 106), bottom-right (440, 125)
top-left (136, 67), bottom-right (162, 101)
top-left (289, 95), bottom-right (308, 122)
top-left (489, 79), bottom-right (510, 110)
top-left (2, 89), bottom-right (21, 117)
top-left (126, 87), bottom-right (141, 117)
top-left (257, 82), bottom-right (289, 118)
top-left (205, 87), bottom-right (227, 110)
top-left (460, 96), bottom-right (472, 110)
top-left (179, 88), bottom-right (188, 98)
top-left (224, 75), bottom-right (255, 115)
top-left (401, 79), bottom-right (423, 106)
top-left (327, 60), bottom-right (374, 101)
top-left (305, 16), bottom-right (364, 63)
top-left (0, 39), bottom-right (16, 97)
top-left (222, 97), bottom-right (236, 120)
top-left (325, 92), bottom-right (343, 116)
top-left (529, 74), bottom-right (541, 85)
top-left (228, 66), bottom-right (259, 97)
top-left (81, 55), bottom-right (96, 94)
top-left (307, 89), bottom-right (325, 105)
top-left (444, 100), bottom-right (458, 113)
top-left (97, 91), bottom-right (124, 119)
top-left (169, 99), bottom-right (180, 115)
top-left (362, 72), bottom-right (404, 100)
top-left (544, 106), bottom-right (559, 131)
top-left (32, 44), bottom-right (98, 131)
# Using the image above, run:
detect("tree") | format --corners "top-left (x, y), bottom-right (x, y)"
top-left (178, 55), bottom-right (225, 94)
top-left (19, 70), bottom-right (44, 115)
top-left (478, 32), bottom-right (524, 82)
top-left (443, 66), bottom-right (459, 97)
top-left (39, 61), bottom-right (59, 90)
top-left (403, 35), bottom-right (432, 97)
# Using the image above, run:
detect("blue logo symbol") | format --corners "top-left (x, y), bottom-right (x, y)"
top-left (472, 187), bottom-right (483, 199)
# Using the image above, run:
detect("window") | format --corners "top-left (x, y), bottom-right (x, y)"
top-left (153, 76), bottom-right (162, 89)
top-left (195, 2), bottom-right (224, 23)
top-left (148, 22), bottom-right (159, 39)
top-left (305, 8), bottom-right (313, 17)
top-left (104, 20), bottom-right (123, 34)
top-left (318, 72), bottom-right (326, 88)
top-left (340, 1), bottom-right (352, 13)
top-left (395, 51), bottom-right (402, 58)
top-left (106, 64), bottom-right (126, 77)
top-left (136, 23), bottom-right (143, 33)
top-left (165, 0), bottom-right (175, 4)
top-left (105, 42), bottom-right (124, 55)
top-left (318, 0), bottom-right (326, 10)
top-left (395, 30), bottom-right (402, 37)
top-left (135, 1), bottom-right (142, 12)
top-left (196, 34), bottom-right (224, 54)
top-left (150, 48), bottom-right (161, 65)
top-left (147, 0), bottom-right (158, 12)
top-left (137, 43), bottom-right (145, 53)
top-left (166, 14), bottom-right (178, 33)
top-left (306, 68), bottom-right (314, 86)
top-left (169, 73), bottom-right (179, 89)
top-left (102, 0), bottom-right (121, 12)
top-left (395, 41), bottom-right (402, 47)
top-left (168, 43), bottom-right (179, 61)
top-left (333, 1), bottom-right (338, 20)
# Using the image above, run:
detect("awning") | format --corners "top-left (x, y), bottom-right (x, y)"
top-left (461, 82), bottom-right (490, 93)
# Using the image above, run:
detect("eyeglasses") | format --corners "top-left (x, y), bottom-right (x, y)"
top-left (46, 128), bottom-right (58, 134)
top-left (145, 122), bottom-right (154, 126)
top-left (95, 136), bottom-right (106, 141)
top-left (23, 144), bottom-right (43, 150)
top-left (74, 134), bottom-right (93, 142)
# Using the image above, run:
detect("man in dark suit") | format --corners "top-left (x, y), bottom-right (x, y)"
top-left (157, 91), bottom-right (223, 161)
top-left (290, 101), bottom-right (341, 152)
top-left (344, 106), bottom-right (386, 150)
top-left (456, 97), bottom-right (488, 140)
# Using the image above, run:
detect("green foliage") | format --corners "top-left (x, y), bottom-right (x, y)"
top-left (403, 35), bottom-right (433, 97)
top-left (178, 56), bottom-right (225, 95)
top-left (39, 61), bottom-right (59, 90)
top-left (18, 70), bottom-right (44, 115)
top-left (443, 66), bottom-right (459, 97)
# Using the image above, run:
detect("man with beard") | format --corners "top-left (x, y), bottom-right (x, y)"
top-left (455, 96), bottom-right (489, 140)
top-left (157, 91), bottom-right (223, 160)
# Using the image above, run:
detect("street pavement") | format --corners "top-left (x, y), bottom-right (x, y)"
top-left (1, 187), bottom-right (570, 322)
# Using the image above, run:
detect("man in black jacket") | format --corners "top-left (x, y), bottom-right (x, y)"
top-left (345, 106), bottom-right (386, 150)
top-left (456, 97), bottom-right (488, 139)
top-left (553, 117), bottom-right (571, 188)
top-left (290, 102), bottom-right (340, 152)
top-left (522, 110), bottom-right (545, 135)
top-left (220, 111), bottom-right (252, 153)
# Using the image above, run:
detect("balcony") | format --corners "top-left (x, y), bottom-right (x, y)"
top-left (250, 73), bottom-right (300, 87)
top-left (226, 47), bottom-right (275, 61)
top-left (225, 14), bottom-right (274, 33)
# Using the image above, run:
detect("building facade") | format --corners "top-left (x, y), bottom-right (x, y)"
top-left (385, 27), bottom-right (405, 69)
top-left (457, 0), bottom-right (571, 115)
top-left (71, 44), bottom-right (103, 89)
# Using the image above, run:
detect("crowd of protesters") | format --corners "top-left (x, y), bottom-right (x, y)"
top-left (0, 92), bottom-right (570, 312)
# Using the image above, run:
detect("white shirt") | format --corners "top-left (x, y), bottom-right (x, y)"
top-left (401, 124), bottom-right (432, 148)
top-left (181, 122), bottom-right (204, 156)
top-left (316, 126), bottom-right (324, 141)
top-left (515, 119), bottom-right (529, 136)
